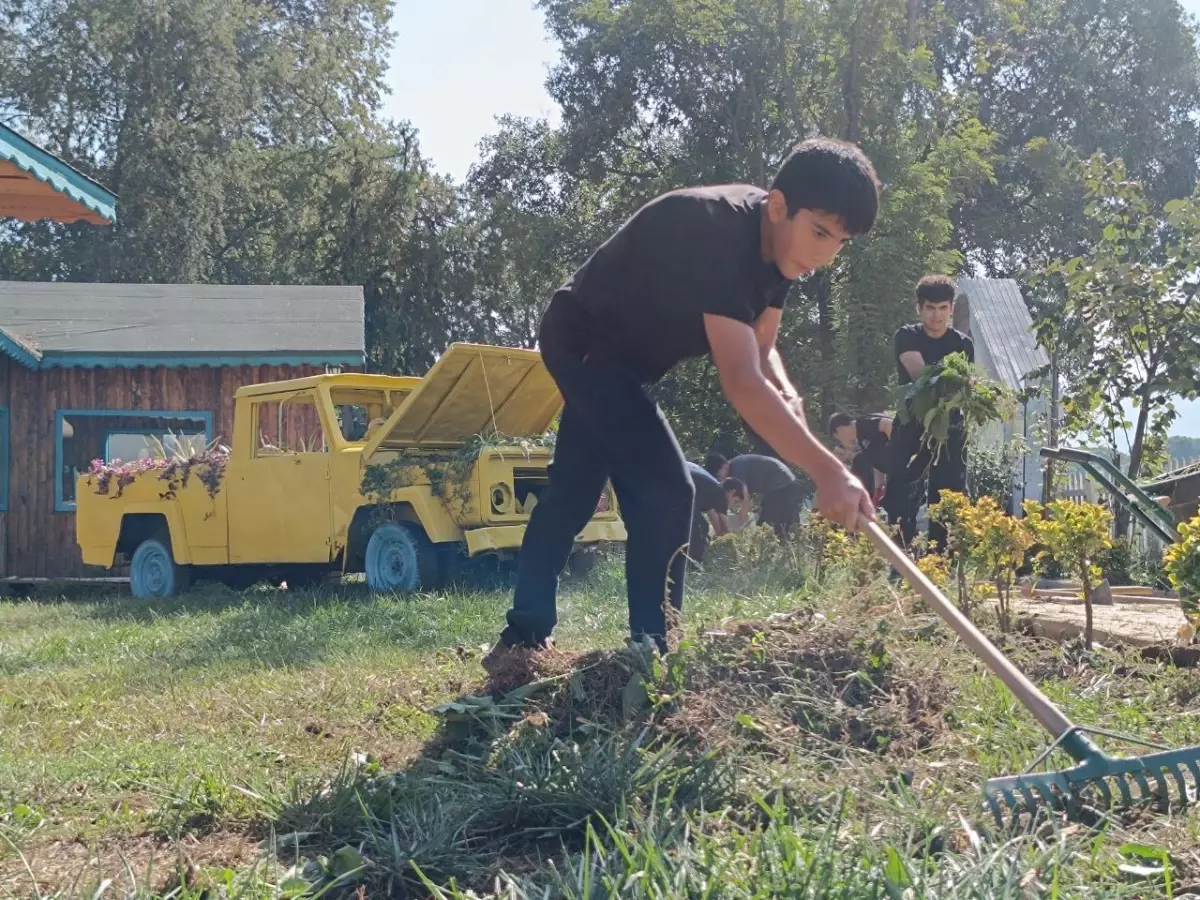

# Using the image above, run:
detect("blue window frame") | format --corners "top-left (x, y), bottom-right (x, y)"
top-left (0, 407), bottom-right (8, 512)
top-left (55, 409), bottom-right (213, 512)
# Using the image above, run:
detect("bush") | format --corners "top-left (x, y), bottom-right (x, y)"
top-left (966, 436), bottom-right (1026, 510)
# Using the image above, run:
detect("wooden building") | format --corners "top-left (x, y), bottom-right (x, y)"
top-left (0, 281), bottom-right (365, 579)
top-left (1, 122), bottom-right (117, 225)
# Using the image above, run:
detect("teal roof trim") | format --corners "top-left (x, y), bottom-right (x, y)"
top-left (0, 123), bottom-right (118, 224)
top-left (0, 326), bottom-right (43, 369)
top-left (38, 351), bottom-right (362, 370)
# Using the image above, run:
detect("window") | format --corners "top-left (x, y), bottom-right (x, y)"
top-left (253, 394), bottom-right (328, 457)
top-left (55, 410), bottom-right (213, 512)
top-left (327, 388), bottom-right (409, 444)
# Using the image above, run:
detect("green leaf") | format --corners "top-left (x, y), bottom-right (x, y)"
top-left (882, 845), bottom-right (912, 889)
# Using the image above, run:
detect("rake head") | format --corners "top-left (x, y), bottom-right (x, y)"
top-left (983, 728), bottom-right (1200, 828)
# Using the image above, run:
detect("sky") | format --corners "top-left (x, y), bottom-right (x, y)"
top-left (383, 1), bottom-right (1200, 439)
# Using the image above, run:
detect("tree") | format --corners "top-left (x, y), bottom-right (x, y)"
top-left (1036, 156), bottom-right (1200, 532)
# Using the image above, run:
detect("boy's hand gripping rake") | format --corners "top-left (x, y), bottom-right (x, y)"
top-left (860, 515), bottom-right (1200, 825)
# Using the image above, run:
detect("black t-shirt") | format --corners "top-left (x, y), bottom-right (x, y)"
top-left (687, 462), bottom-right (728, 514)
top-left (729, 454), bottom-right (795, 496)
top-left (856, 414), bottom-right (891, 473)
top-left (543, 185), bottom-right (793, 383)
top-left (894, 324), bottom-right (975, 385)
top-left (850, 452), bottom-right (876, 494)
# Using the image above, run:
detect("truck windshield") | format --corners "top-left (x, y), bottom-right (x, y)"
top-left (329, 388), bottom-right (411, 443)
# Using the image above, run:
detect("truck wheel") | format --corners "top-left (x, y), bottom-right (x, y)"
top-left (130, 538), bottom-right (191, 598)
top-left (365, 522), bottom-right (435, 593)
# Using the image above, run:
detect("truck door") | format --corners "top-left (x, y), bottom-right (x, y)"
top-left (228, 390), bottom-right (333, 563)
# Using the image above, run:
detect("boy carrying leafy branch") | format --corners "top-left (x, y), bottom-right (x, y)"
top-left (483, 137), bottom-right (881, 673)
top-left (882, 275), bottom-right (975, 551)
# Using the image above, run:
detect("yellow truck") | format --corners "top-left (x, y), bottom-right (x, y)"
top-left (75, 344), bottom-right (626, 597)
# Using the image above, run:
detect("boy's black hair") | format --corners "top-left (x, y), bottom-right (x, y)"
top-left (828, 411), bottom-right (855, 434)
top-left (770, 137), bottom-right (880, 236)
top-left (915, 274), bottom-right (957, 306)
top-left (704, 452), bottom-right (728, 477)
top-left (722, 477), bottom-right (747, 499)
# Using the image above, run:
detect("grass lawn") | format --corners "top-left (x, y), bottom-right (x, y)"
top-left (2, 534), bottom-right (1200, 898)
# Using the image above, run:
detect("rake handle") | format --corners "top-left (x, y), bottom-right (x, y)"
top-left (859, 515), bottom-right (1077, 743)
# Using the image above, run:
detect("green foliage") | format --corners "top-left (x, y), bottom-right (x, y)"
top-left (1036, 156), bottom-right (1200, 518)
top-left (929, 490), bottom-right (1033, 631)
top-left (895, 352), bottom-right (1013, 463)
top-left (967, 435), bottom-right (1026, 508)
top-left (360, 430), bottom-right (557, 514)
top-left (1164, 516), bottom-right (1200, 632)
top-left (1023, 498), bottom-right (1114, 648)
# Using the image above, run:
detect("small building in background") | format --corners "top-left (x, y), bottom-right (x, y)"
top-left (954, 276), bottom-right (1051, 513)
top-left (0, 282), bottom-right (364, 579)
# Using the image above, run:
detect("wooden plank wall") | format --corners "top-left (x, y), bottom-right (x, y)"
top-left (0, 358), bottom-right (355, 579)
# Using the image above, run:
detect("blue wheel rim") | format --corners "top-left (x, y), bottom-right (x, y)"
top-left (367, 525), bottom-right (418, 591)
top-left (133, 542), bottom-right (173, 596)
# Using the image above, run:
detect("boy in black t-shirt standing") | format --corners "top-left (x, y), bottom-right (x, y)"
top-left (881, 275), bottom-right (974, 551)
top-left (482, 138), bottom-right (881, 672)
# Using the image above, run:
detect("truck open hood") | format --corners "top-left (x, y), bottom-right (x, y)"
top-left (362, 343), bottom-right (563, 455)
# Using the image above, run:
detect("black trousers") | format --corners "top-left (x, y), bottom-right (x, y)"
top-left (501, 325), bottom-right (694, 652)
top-left (881, 421), bottom-right (967, 551)
top-left (758, 481), bottom-right (803, 540)
top-left (689, 509), bottom-right (711, 564)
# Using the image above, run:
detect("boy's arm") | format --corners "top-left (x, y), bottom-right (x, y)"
top-left (753, 308), bottom-right (803, 414)
top-left (706, 509), bottom-right (728, 536)
top-left (705, 313), bottom-right (873, 530)
top-left (895, 328), bottom-right (925, 380)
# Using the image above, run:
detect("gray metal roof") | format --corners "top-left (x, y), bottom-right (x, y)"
top-left (0, 281), bottom-right (364, 368)
top-left (956, 277), bottom-right (1049, 391)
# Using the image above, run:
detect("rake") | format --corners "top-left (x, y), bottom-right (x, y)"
top-left (860, 515), bottom-right (1200, 826)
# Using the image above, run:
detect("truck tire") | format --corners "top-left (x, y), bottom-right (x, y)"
top-left (364, 522), bottom-right (436, 593)
top-left (130, 537), bottom-right (191, 599)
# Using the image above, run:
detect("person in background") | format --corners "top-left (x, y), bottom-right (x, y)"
top-left (881, 275), bottom-right (974, 551)
top-left (705, 452), bottom-right (803, 539)
top-left (685, 461), bottom-right (748, 564)
top-left (829, 411), bottom-right (892, 504)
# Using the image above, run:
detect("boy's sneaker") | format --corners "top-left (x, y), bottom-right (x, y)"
top-left (481, 637), bottom-right (553, 676)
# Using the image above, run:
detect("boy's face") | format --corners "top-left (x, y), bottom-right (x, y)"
top-left (832, 423), bottom-right (857, 451)
top-left (765, 192), bottom-right (853, 279)
top-left (726, 489), bottom-right (746, 512)
top-left (917, 299), bottom-right (954, 338)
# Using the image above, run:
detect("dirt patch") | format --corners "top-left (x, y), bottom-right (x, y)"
top-left (0, 831), bottom-right (261, 896)
top-left (470, 609), bottom-right (953, 763)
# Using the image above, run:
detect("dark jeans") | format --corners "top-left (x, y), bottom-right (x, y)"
top-left (689, 509), bottom-right (711, 565)
top-left (501, 323), bottom-right (694, 653)
top-left (881, 420), bottom-right (967, 552)
top-left (759, 481), bottom-right (802, 540)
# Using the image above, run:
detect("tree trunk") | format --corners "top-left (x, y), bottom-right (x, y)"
top-left (905, 0), bottom-right (922, 51)
top-left (1116, 384), bottom-right (1154, 538)
top-left (811, 270), bottom-right (836, 420)
top-left (776, 0), bottom-right (806, 138)
top-left (1081, 566), bottom-right (1094, 649)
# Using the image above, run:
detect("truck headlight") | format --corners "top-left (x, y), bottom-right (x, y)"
top-left (490, 482), bottom-right (514, 514)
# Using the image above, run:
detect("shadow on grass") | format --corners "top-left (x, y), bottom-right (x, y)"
top-left (0, 565), bottom-right (613, 679)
